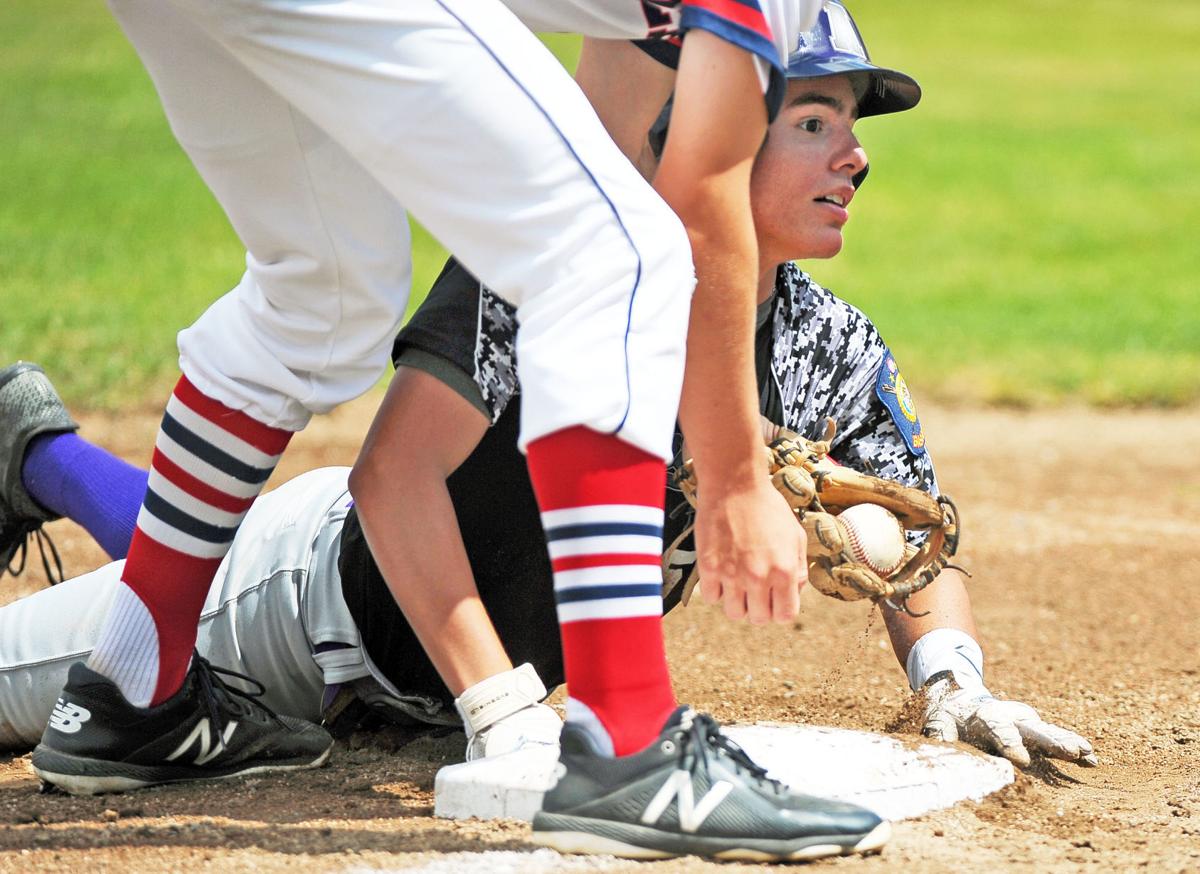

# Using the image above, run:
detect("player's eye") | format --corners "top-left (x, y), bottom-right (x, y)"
top-left (799, 117), bottom-right (823, 134)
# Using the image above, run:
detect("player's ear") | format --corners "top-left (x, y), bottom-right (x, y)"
top-left (852, 163), bottom-right (869, 190)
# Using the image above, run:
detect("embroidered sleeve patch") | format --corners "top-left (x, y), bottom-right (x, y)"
top-left (875, 349), bottom-right (926, 456)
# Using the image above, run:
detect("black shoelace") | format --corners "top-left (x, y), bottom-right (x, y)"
top-left (190, 654), bottom-right (280, 751)
top-left (681, 710), bottom-right (788, 797)
top-left (3, 525), bottom-right (65, 585)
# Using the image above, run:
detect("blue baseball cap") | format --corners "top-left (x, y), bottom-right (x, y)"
top-left (787, 1), bottom-right (920, 118)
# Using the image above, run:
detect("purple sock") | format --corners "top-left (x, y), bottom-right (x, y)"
top-left (21, 432), bottom-right (148, 560)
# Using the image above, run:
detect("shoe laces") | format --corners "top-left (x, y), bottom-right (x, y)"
top-left (3, 524), bottom-right (64, 585)
top-left (190, 653), bottom-right (281, 748)
top-left (679, 710), bottom-right (788, 796)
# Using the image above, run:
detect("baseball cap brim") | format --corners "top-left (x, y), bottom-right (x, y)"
top-left (784, 1), bottom-right (921, 119)
top-left (786, 56), bottom-right (921, 119)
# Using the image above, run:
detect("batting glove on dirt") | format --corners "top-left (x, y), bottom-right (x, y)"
top-left (922, 673), bottom-right (1098, 769)
top-left (455, 663), bottom-right (561, 761)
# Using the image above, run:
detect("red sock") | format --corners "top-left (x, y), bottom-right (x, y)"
top-left (88, 376), bottom-right (291, 706)
top-left (526, 426), bottom-right (676, 756)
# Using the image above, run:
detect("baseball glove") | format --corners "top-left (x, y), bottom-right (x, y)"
top-left (663, 418), bottom-right (963, 615)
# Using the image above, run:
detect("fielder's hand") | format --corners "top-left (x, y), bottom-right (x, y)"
top-left (922, 674), bottom-right (1097, 769)
top-left (672, 418), bottom-right (960, 614)
top-left (694, 478), bottom-right (806, 624)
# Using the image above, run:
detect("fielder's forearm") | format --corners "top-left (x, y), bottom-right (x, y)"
top-left (655, 30), bottom-right (767, 489)
top-left (674, 219), bottom-right (763, 489)
top-left (880, 567), bottom-right (979, 678)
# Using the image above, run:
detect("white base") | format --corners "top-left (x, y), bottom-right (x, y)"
top-left (433, 721), bottom-right (1014, 822)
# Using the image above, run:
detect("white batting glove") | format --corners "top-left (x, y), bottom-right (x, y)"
top-left (454, 664), bottom-right (561, 761)
top-left (922, 673), bottom-right (1098, 769)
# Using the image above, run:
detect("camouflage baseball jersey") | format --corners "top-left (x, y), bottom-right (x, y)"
top-left (760, 261), bottom-right (937, 494)
top-left (395, 257), bottom-right (938, 524)
top-left (664, 261), bottom-right (939, 597)
top-left (340, 256), bottom-right (939, 706)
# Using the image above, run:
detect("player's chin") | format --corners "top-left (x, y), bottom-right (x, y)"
top-left (806, 230), bottom-right (845, 260)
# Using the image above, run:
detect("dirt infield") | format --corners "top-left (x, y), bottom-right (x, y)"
top-left (1, 399), bottom-right (1197, 873)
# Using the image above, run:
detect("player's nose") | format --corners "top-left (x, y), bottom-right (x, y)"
top-left (836, 132), bottom-right (868, 179)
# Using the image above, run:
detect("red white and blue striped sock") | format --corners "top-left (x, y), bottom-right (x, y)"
top-left (526, 426), bottom-right (676, 757)
top-left (87, 376), bottom-right (291, 707)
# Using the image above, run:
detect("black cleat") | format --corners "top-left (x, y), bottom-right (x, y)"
top-left (0, 362), bottom-right (78, 582)
top-left (532, 707), bottom-right (889, 862)
top-left (32, 658), bottom-right (333, 795)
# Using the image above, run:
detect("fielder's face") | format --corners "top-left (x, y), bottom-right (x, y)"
top-left (750, 74), bottom-right (867, 266)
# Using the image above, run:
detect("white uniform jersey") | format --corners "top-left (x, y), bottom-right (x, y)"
top-left (110, 0), bottom-right (817, 461)
top-left (506, 0), bottom-right (818, 101)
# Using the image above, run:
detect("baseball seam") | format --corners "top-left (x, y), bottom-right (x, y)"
top-left (843, 514), bottom-right (902, 576)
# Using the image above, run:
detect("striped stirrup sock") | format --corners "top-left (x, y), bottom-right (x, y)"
top-left (525, 426), bottom-right (676, 757)
top-left (87, 376), bottom-right (291, 707)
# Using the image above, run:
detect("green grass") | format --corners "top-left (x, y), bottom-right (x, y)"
top-left (1, 1), bottom-right (1197, 408)
top-left (812, 0), bottom-right (1200, 405)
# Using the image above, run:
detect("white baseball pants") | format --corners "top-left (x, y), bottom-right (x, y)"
top-left (0, 468), bottom-right (379, 749)
top-left (108, 0), bottom-right (693, 460)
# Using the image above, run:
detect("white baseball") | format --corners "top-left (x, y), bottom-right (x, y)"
top-left (835, 504), bottom-right (906, 576)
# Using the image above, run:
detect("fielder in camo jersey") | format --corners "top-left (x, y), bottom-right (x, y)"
top-left (370, 258), bottom-right (934, 633)
top-left (0, 260), bottom-right (1095, 775)
top-left (2, 12), bottom-right (1094, 853)
top-left (362, 25), bottom-right (1097, 777)
top-left (32, 0), bottom-right (828, 836)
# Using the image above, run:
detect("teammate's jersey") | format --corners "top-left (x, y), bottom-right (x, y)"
top-left (504, 0), bottom-right (821, 118)
top-left (338, 256), bottom-right (938, 711)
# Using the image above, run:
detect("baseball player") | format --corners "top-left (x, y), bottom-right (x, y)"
top-left (44, 2), bottom-right (835, 850)
top-left (0, 43), bottom-right (1094, 761)
top-left (345, 24), bottom-right (1096, 784)
top-left (3, 6), bottom-right (1093, 859)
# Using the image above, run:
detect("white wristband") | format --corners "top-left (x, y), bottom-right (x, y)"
top-left (454, 663), bottom-right (547, 739)
top-left (905, 628), bottom-right (985, 693)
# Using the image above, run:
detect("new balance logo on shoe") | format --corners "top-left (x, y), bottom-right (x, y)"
top-left (641, 770), bottom-right (734, 833)
top-left (48, 699), bottom-right (92, 734)
top-left (166, 719), bottom-right (238, 766)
